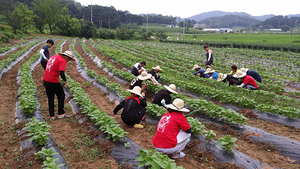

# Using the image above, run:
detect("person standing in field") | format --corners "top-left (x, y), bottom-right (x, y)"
top-left (202, 45), bottom-right (213, 70)
top-left (43, 50), bottom-right (75, 121)
top-left (131, 61), bottom-right (147, 76)
top-left (40, 39), bottom-right (54, 70)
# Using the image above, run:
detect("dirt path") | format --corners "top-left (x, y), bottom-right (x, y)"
top-left (0, 41), bottom-right (44, 169)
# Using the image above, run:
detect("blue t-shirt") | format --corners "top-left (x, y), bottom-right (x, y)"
top-left (41, 45), bottom-right (50, 62)
top-left (210, 72), bottom-right (218, 80)
top-left (193, 68), bottom-right (209, 78)
top-left (247, 70), bottom-right (262, 82)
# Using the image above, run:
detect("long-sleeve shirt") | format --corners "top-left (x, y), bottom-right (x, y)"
top-left (40, 45), bottom-right (50, 62)
top-left (152, 89), bottom-right (172, 106)
top-left (193, 68), bottom-right (209, 78)
top-left (247, 70), bottom-right (262, 82)
top-left (209, 72), bottom-right (218, 80)
top-left (241, 75), bottom-right (258, 89)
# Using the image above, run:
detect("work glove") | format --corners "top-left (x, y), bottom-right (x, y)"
top-left (161, 99), bottom-right (166, 106)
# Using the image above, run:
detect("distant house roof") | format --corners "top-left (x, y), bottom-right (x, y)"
top-left (166, 25), bottom-right (174, 27)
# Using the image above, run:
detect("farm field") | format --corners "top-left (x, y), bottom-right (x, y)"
top-left (166, 33), bottom-right (300, 44)
top-left (1, 34), bottom-right (300, 169)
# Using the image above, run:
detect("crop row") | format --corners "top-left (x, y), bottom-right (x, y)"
top-left (91, 40), bottom-right (300, 118)
top-left (0, 38), bottom-right (45, 75)
top-left (85, 39), bottom-right (247, 125)
top-left (0, 36), bottom-right (40, 54)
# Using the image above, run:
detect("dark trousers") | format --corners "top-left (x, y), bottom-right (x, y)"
top-left (122, 107), bottom-right (146, 126)
top-left (43, 81), bottom-right (65, 117)
top-left (41, 61), bottom-right (47, 70)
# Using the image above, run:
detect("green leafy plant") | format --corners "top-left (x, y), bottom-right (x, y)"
top-left (204, 130), bottom-right (216, 141)
top-left (36, 148), bottom-right (58, 160)
top-left (135, 149), bottom-right (184, 169)
top-left (186, 117), bottom-right (206, 136)
top-left (216, 135), bottom-right (238, 152)
top-left (24, 117), bottom-right (51, 146)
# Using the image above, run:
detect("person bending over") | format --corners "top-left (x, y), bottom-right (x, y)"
top-left (233, 70), bottom-right (258, 90)
top-left (152, 84), bottom-right (178, 107)
top-left (131, 61), bottom-right (146, 76)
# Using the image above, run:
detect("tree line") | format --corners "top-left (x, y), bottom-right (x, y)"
top-left (0, 0), bottom-right (185, 40)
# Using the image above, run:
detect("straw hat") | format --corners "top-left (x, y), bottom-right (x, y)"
top-left (192, 64), bottom-right (201, 70)
top-left (164, 84), bottom-right (178, 94)
top-left (127, 86), bottom-right (143, 98)
top-left (217, 73), bottom-right (227, 82)
top-left (58, 50), bottom-right (75, 62)
top-left (137, 71), bottom-right (152, 80)
top-left (152, 66), bottom-right (163, 72)
top-left (165, 99), bottom-right (189, 112)
top-left (204, 68), bottom-right (215, 74)
top-left (240, 68), bottom-right (249, 73)
top-left (233, 70), bottom-right (247, 78)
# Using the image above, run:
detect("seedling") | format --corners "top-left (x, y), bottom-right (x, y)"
top-left (216, 135), bottom-right (238, 152)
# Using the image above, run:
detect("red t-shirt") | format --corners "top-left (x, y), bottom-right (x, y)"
top-left (242, 75), bottom-right (258, 89)
top-left (43, 55), bottom-right (67, 83)
top-left (152, 112), bottom-right (191, 148)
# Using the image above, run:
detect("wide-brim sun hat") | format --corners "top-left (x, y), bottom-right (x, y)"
top-left (204, 68), bottom-right (215, 74)
top-left (138, 71), bottom-right (152, 80)
top-left (217, 73), bottom-right (227, 82)
top-left (164, 84), bottom-right (178, 94)
top-left (58, 50), bottom-right (75, 62)
top-left (165, 98), bottom-right (189, 112)
top-left (233, 70), bottom-right (247, 78)
top-left (152, 66), bottom-right (163, 72)
top-left (192, 64), bottom-right (201, 70)
top-left (240, 68), bottom-right (249, 73)
top-left (127, 86), bottom-right (143, 98)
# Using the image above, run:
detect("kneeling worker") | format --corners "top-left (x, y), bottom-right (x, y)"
top-left (152, 84), bottom-right (178, 107)
top-left (152, 99), bottom-right (191, 159)
top-left (113, 86), bottom-right (146, 128)
top-left (192, 64), bottom-right (209, 78)
top-left (233, 70), bottom-right (258, 90)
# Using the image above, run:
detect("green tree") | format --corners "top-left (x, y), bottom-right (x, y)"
top-left (32, 0), bottom-right (65, 34)
top-left (82, 21), bottom-right (96, 39)
top-left (55, 7), bottom-right (81, 37)
top-left (281, 25), bottom-right (290, 32)
top-left (6, 3), bottom-right (34, 34)
top-left (156, 31), bottom-right (167, 40)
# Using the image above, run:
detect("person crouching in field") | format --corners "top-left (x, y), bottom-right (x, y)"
top-left (152, 99), bottom-right (191, 159)
top-left (229, 64), bottom-right (238, 75)
top-left (113, 86), bottom-right (147, 128)
top-left (192, 64), bottom-right (209, 78)
top-left (240, 68), bottom-right (262, 83)
top-left (131, 61), bottom-right (146, 76)
top-left (204, 68), bottom-right (218, 80)
top-left (202, 45), bottom-right (213, 70)
top-left (233, 70), bottom-right (258, 90)
top-left (129, 71), bottom-right (152, 93)
top-left (152, 84), bottom-right (178, 107)
top-left (218, 73), bottom-right (240, 86)
top-left (43, 50), bottom-right (75, 121)
top-left (148, 66), bottom-right (163, 85)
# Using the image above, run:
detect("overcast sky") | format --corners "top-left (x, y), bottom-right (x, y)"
top-left (75, 0), bottom-right (300, 18)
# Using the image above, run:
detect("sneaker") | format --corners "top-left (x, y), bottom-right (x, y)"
top-left (133, 124), bottom-right (144, 128)
top-left (142, 116), bottom-right (146, 121)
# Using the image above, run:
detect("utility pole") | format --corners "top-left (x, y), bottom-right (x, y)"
top-left (146, 12), bottom-right (148, 32)
top-left (91, 1), bottom-right (93, 23)
top-left (183, 18), bottom-right (185, 34)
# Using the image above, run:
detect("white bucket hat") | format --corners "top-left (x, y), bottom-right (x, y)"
top-left (192, 64), bottom-right (201, 70)
top-left (240, 68), bottom-right (249, 73)
top-left (127, 86), bottom-right (143, 98)
top-left (233, 70), bottom-right (247, 78)
top-left (217, 73), bottom-right (227, 82)
top-left (152, 66), bottom-right (163, 72)
top-left (138, 71), bottom-right (152, 80)
top-left (165, 98), bottom-right (189, 112)
top-left (204, 68), bottom-right (215, 74)
top-left (164, 84), bottom-right (178, 94)
top-left (59, 50), bottom-right (75, 62)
